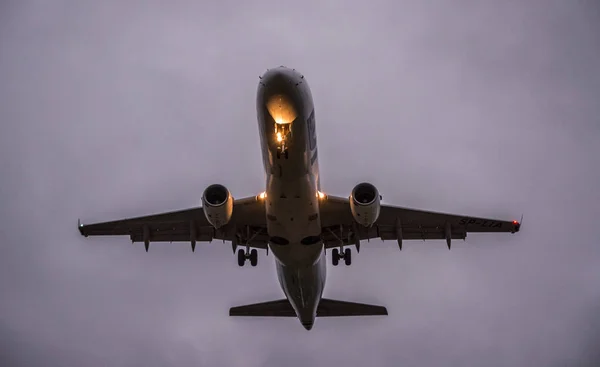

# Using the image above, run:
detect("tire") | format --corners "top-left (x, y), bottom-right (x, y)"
top-left (332, 248), bottom-right (339, 266)
top-left (344, 248), bottom-right (352, 266)
top-left (250, 249), bottom-right (258, 267)
top-left (237, 249), bottom-right (246, 267)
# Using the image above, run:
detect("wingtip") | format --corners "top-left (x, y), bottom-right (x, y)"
top-left (77, 219), bottom-right (87, 237)
top-left (511, 216), bottom-right (522, 233)
top-left (518, 213), bottom-right (524, 231)
top-left (520, 213), bottom-right (524, 226)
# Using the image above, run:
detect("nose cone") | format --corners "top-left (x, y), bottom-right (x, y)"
top-left (258, 67), bottom-right (303, 117)
top-left (260, 66), bottom-right (299, 85)
top-left (260, 68), bottom-right (296, 96)
top-left (261, 67), bottom-right (289, 82)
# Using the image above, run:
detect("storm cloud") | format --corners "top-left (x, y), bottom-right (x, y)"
top-left (1, 0), bottom-right (599, 366)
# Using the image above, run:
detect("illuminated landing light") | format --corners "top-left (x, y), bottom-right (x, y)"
top-left (317, 191), bottom-right (326, 199)
top-left (258, 192), bottom-right (267, 199)
top-left (267, 94), bottom-right (297, 124)
top-left (276, 132), bottom-right (283, 142)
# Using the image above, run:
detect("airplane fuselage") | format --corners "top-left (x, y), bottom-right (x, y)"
top-left (256, 66), bottom-right (325, 330)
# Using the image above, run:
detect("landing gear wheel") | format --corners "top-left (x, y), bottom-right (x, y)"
top-left (344, 248), bottom-right (352, 266)
top-left (250, 249), bottom-right (258, 267)
top-left (276, 151), bottom-right (281, 159)
top-left (284, 150), bottom-right (289, 159)
top-left (332, 248), bottom-right (339, 266)
top-left (237, 249), bottom-right (246, 267)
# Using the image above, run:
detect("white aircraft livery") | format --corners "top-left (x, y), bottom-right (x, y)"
top-left (78, 66), bottom-right (522, 330)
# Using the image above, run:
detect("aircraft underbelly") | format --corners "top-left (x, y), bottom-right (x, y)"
top-left (266, 167), bottom-right (323, 262)
top-left (275, 248), bottom-right (327, 327)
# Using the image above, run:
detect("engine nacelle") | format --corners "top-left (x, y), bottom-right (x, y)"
top-left (350, 182), bottom-right (381, 227)
top-left (201, 184), bottom-right (233, 229)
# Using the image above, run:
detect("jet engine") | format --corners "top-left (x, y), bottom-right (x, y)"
top-left (202, 184), bottom-right (233, 229)
top-left (350, 182), bottom-right (381, 227)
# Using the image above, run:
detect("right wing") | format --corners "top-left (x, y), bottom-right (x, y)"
top-left (78, 196), bottom-right (269, 251)
top-left (319, 195), bottom-right (521, 249)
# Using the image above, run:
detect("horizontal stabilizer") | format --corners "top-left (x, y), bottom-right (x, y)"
top-left (317, 298), bottom-right (388, 317)
top-left (229, 299), bottom-right (295, 317)
top-left (229, 298), bottom-right (388, 317)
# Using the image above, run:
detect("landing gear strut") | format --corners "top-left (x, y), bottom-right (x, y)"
top-left (275, 121), bottom-right (291, 160)
top-left (328, 225), bottom-right (353, 266)
top-left (238, 248), bottom-right (258, 267)
top-left (236, 226), bottom-right (262, 267)
top-left (332, 248), bottom-right (351, 266)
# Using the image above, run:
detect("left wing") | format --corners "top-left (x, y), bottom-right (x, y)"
top-left (319, 195), bottom-right (521, 250)
top-left (78, 196), bottom-right (268, 251)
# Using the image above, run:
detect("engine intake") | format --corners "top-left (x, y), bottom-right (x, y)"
top-left (350, 182), bottom-right (381, 227)
top-left (202, 184), bottom-right (233, 228)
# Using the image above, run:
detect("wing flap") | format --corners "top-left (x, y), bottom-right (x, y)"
top-left (376, 225), bottom-right (467, 241)
top-left (129, 232), bottom-right (268, 249)
top-left (322, 224), bottom-right (468, 248)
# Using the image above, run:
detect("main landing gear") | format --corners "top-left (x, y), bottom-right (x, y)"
top-left (331, 248), bottom-right (351, 266)
top-left (238, 248), bottom-right (258, 267)
top-left (234, 226), bottom-right (264, 267)
top-left (327, 225), bottom-right (353, 266)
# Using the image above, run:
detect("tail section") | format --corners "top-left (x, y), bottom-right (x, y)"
top-left (229, 298), bottom-right (388, 317)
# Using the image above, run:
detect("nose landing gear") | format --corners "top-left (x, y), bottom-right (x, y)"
top-left (274, 121), bottom-right (291, 160)
top-left (276, 148), bottom-right (289, 160)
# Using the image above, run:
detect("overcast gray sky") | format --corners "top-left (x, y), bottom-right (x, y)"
top-left (1, 0), bottom-right (600, 366)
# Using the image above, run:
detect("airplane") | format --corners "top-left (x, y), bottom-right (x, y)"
top-left (78, 66), bottom-right (522, 330)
